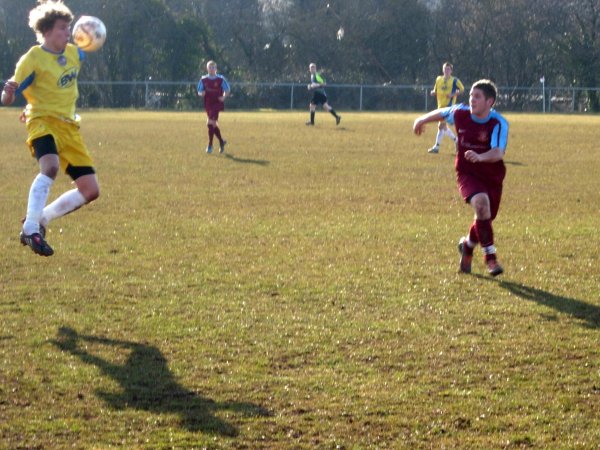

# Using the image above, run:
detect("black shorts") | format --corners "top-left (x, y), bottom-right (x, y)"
top-left (311, 91), bottom-right (328, 105)
top-left (32, 134), bottom-right (96, 181)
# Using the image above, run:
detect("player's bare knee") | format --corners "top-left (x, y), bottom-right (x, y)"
top-left (42, 165), bottom-right (59, 180)
top-left (470, 194), bottom-right (491, 219)
top-left (475, 207), bottom-right (491, 220)
top-left (81, 186), bottom-right (100, 203)
top-left (473, 202), bottom-right (491, 219)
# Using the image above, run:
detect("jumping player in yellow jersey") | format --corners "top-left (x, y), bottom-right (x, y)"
top-left (427, 62), bottom-right (464, 154)
top-left (1, 0), bottom-right (100, 257)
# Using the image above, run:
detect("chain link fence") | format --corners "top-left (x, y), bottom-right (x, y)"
top-left (5, 79), bottom-right (599, 113)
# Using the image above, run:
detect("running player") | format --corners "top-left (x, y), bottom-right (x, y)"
top-left (428, 62), bottom-right (464, 153)
top-left (306, 63), bottom-right (341, 126)
top-left (1, 0), bottom-right (100, 257)
top-left (413, 79), bottom-right (508, 276)
top-left (197, 60), bottom-right (230, 154)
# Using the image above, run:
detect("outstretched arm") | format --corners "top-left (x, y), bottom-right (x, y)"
top-left (413, 109), bottom-right (446, 135)
top-left (1, 80), bottom-right (18, 106)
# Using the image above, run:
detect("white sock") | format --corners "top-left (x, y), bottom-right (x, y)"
top-left (23, 174), bottom-right (54, 235)
top-left (41, 189), bottom-right (87, 227)
top-left (445, 128), bottom-right (456, 141)
top-left (435, 129), bottom-right (443, 146)
top-left (482, 245), bottom-right (497, 255)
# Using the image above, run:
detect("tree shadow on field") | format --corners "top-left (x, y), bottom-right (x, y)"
top-left (50, 327), bottom-right (270, 436)
top-left (474, 275), bottom-right (600, 329)
top-left (223, 153), bottom-right (270, 166)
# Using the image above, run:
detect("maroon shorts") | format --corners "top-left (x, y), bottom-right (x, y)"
top-left (457, 172), bottom-right (503, 220)
top-left (205, 101), bottom-right (225, 121)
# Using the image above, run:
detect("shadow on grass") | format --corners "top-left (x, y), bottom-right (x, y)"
top-left (474, 275), bottom-right (600, 329)
top-left (50, 327), bottom-right (270, 436)
top-left (442, 154), bottom-right (525, 167)
top-left (503, 160), bottom-right (525, 166)
top-left (223, 153), bottom-right (270, 166)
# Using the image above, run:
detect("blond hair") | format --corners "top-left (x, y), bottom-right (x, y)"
top-left (29, 1), bottom-right (74, 44)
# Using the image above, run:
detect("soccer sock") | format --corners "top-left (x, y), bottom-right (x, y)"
top-left (475, 219), bottom-right (496, 261)
top-left (445, 128), bottom-right (457, 141)
top-left (329, 109), bottom-right (339, 118)
top-left (310, 111), bottom-right (315, 124)
top-left (207, 125), bottom-right (215, 146)
top-left (41, 189), bottom-right (87, 227)
top-left (23, 174), bottom-right (54, 235)
top-left (467, 221), bottom-right (479, 249)
top-left (214, 126), bottom-right (223, 144)
top-left (435, 129), bottom-right (443, 146)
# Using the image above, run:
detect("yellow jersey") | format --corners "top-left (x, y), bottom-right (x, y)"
top-left (13, 43), bottom-right (84, 123)
top-left (433, 75), bottom-right (464, 108)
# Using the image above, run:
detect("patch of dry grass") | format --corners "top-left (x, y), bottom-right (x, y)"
top-left (0, 110), bottom-right (599, 448)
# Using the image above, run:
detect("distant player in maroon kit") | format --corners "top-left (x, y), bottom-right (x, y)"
top-left (197, 60), bottom-right (230, 154)
top-left (413, 79), bottom-right (509, 276)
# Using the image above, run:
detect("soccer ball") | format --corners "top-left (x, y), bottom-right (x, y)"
top-left (72, 16), bottom-right (106, 52)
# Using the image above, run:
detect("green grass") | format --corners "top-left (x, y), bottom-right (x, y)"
top-left (0, 109), bottom-right (599, 449)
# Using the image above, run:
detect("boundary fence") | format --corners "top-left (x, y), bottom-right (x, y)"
top-left (5, 80), bottom-right (600, 113)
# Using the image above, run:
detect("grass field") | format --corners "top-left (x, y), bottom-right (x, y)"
top-left (0, 109), bottom-right (599, 449)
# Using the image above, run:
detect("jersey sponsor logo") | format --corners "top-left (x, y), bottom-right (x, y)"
top-left (463, 141), bottom-right (489, 151)
top-left (57, 68), bottom-right (78, 88)
top-left (203, 79), bottom-right (222, 93)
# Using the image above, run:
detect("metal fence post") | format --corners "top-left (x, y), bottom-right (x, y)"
top-left (359, 85), bottom-right (363, 111)
top-left (541, 78), bottom-right (546, 113)
top-left (145, 78), bottom-right (150, 108)
top-left (290, 84), bottom-right (294, 110)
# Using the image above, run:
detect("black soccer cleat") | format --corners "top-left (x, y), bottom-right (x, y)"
top-left (486, 259), bottom-right (504, 277)
top-left (336, 115), bottom-right (341, 125)
top-left (20, 232), bottom-right (54, 257)
top-left (458, 237), bottom-right (473, 274)
top-left (21, 218), bottom-right (46, 239)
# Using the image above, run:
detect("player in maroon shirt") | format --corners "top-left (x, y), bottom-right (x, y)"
top-left (197, 61), bottom-right (230, 154)
top-left (413, 79), bottom-right (509, 276)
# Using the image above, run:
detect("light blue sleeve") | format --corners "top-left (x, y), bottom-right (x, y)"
top-left (490, 111), bottom-right (509, 151)
top-left (220, 75), bottom-right (231, 93)
top-left (197, 79), bottom-right (204, 94)
top-left (440, 103), bottom-right (467, 125)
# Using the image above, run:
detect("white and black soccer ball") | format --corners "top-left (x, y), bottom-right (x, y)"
top-left (72, 16), bottom-right (106, 52)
